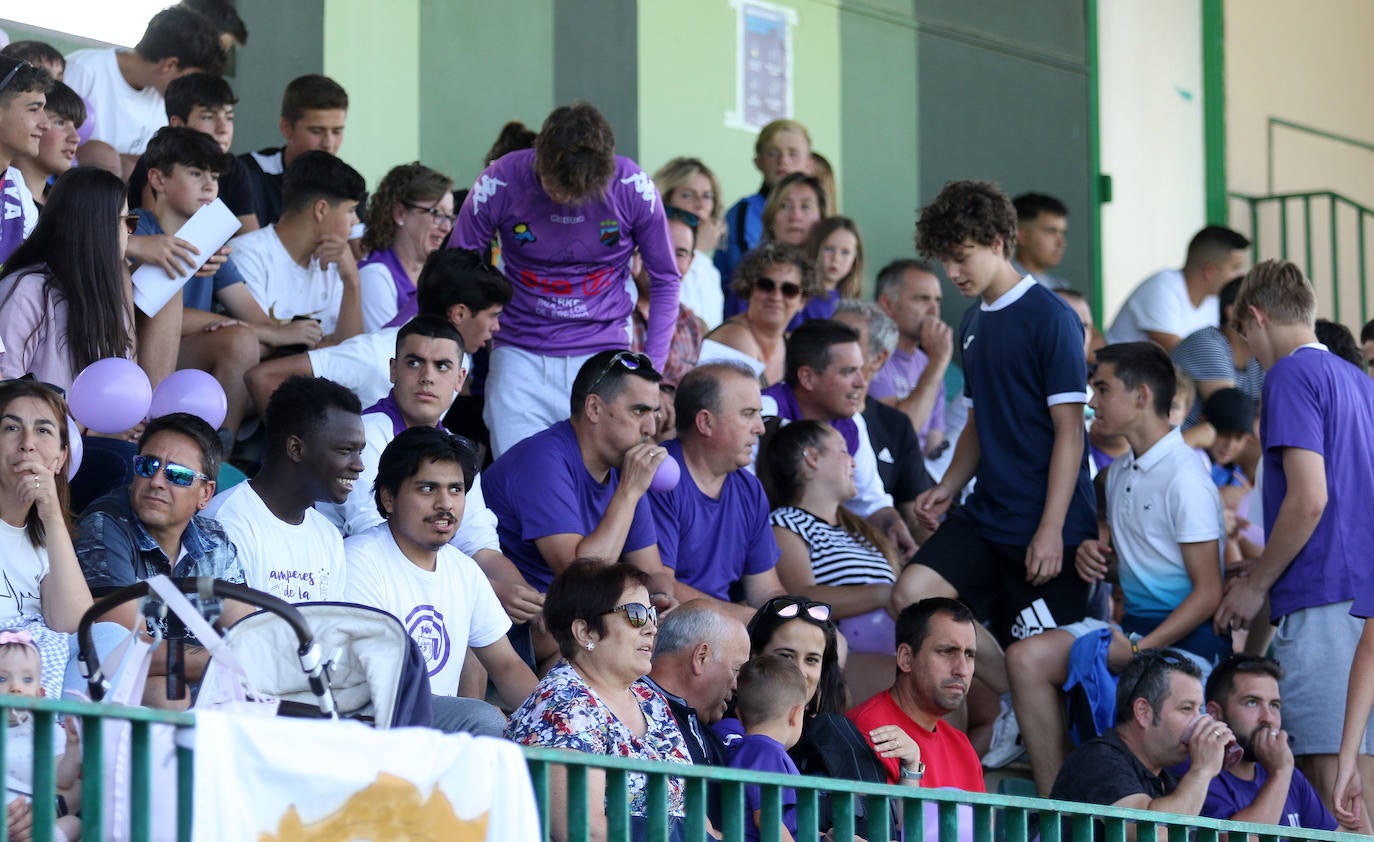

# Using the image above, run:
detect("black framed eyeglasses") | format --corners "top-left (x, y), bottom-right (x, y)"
top-left (1121, 649), bottom-right (1191, 710)
top-left (402, 201), bottom-right (457, 227)
top-left (754, 276), bottom-right (802, 299)
top-left (584, 350), bottom-right (653, 397)
top-left (764, 596), bottom-right (832, 623)
top-left (664, 206), bottom-right (700, 229)
top-left (605, 602), bottom-right (658, 629)
top-left (133, 455), bottom-right (211, 487)
top-left (0, 61), bottom-right (30, 95)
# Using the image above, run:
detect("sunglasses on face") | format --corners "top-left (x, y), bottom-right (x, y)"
top-left (754, 276), bottom-right (802, 299)
top-left (123, 213), bottom-right (140, 235)
top-left (605, 602), bottom-right (658, 629)
top-left (402, 201), bottom-right (457, 227)
top-left (766, 596), bottom-right (832, 622)
top-left (584, 350), bottom-right (653, 397)
top-left (132, 454), bottom-right (210, 487)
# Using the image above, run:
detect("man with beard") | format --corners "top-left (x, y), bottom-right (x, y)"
top-left (847, 598), bottom-right (986, 791)
top-left (1196, 655), bottom-right (1343, 831)
top-left (344, 426), bottom-right (537, 735)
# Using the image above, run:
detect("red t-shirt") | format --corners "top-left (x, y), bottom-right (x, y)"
top-left (847, 690), bottom-right (986, 792)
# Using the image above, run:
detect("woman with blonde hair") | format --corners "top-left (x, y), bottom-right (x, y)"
top-left (654, 156), bottom-right (726, 328)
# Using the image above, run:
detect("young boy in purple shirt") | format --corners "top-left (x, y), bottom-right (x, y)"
top-left (719, 655), bottom-right (811, 842)
top-left (0, 58), bottom-right (50, 265)
top-left (1214, 260), bottom-right (1374, 828)
top-left (449, 102), bottom-right (680, 457)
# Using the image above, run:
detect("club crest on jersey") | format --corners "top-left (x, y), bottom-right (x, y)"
top-left (511, 222), bottom-right (536, 244)
top-left (600, 219), bottom-right (621, 247)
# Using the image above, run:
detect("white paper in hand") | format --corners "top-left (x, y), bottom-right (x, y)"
top-left (131, 199), bottom-right (242, 317)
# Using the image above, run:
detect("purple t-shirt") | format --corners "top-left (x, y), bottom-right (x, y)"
top-left (648, 440), bottom-right (778, 600)
top-left (725, 733), bottom-right (799, 842)
top-left (482, 419), bottom-right (658, 591)
top-left (1260, 346), bottom-right (1374, 619)
top-left (868, 346), bottom-right (946, 450)
top-left (1199, 763), bottom-right (1336, 830)
top-left (450, 149), bottom-right (680, 367)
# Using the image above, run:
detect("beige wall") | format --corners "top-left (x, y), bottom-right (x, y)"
top-left (1226, 0), bottom-right (1374, 327)
top-left (1097, 0), bottom-right (1206, 327)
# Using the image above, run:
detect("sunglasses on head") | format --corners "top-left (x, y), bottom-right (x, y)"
top-left (0, 61), bottom-right (30, 95)
top-left (584, 350), bottom-right (653, 397)
top-left (664, 206), bottom-right (700, 229)
top-left (1121, 649), bottom-right (1191, 709)
top-left (605, 602), bottom-right (658, 629)
top-left (133, 454), bottom-right (210, 488)
top-left (0, 373), bottom-right (66, 397)
top-left (754, 276), bottom-right (802, 299)
top-left (766, 596), bottom-right (832, 623)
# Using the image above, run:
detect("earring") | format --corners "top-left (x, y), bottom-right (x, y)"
top-left (397, 220), bottom-right (405, 227)
top-left (585, 641), bottom-right (596, 651)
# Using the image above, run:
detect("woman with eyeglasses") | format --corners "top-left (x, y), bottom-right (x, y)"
top-left (506, 560), bottom-right (692, 842)
top-left (357, 162), bottom-right (455, 332)
top-left (0, 381), bottom-right (95, 690)
top-left (759, 421), bottom-right (902, 705)
top-left (654, 157), bottom-right (727, 329)
top-left (717, 595), bottom-right (897, 837)
top-left (0, 167), bottom-right (135, 391)
top-left (700, 243), bottom-right (823, 387)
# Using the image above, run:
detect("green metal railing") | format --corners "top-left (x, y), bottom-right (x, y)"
top-left (4, 693), bottom-right (1361, 841)
top-left (1230, 190), bottom-right (1374, 328)
top-left (521, 746), bottom-right (1360, 842)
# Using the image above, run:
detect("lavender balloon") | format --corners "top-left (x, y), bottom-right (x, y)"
top-left (68, 358), bottom-right (152, 434)
top-left (148, 369), bottom-right (228, 429)
top-left (66, 416), bottom-right (83, 481)
top-left (649, 453), bottom-right (680, 493)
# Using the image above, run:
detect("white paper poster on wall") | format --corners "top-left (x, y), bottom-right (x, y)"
top-left (726, 0), bottom-right (797, 131)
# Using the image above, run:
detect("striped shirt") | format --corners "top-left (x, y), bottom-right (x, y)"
top-left (770, 506), bottom-right (895, 586)
top-left (1171, 326), bottom-right (1264, 426)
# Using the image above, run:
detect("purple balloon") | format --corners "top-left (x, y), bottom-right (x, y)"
top-left (68, 358), bottom-right (152, 434)
top-left (66, 416), bottom-right (83, 481)
top-left (149, 369), bottom-right (227, 429)
top-left (649, 454), bottom-right (680, 493)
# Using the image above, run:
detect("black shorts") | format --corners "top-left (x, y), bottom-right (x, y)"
top-left (913, 511), bottom-right (1089, 647)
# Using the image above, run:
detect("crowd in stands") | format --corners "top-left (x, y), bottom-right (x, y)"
top-left (3, 5), bottom-right (1374, 840)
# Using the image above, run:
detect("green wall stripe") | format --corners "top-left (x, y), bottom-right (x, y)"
top-left (1202, 0), bottom-right (1227, 225)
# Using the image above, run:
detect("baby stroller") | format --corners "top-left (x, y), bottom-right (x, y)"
top-left (75, 576), bottom-right (432, 841)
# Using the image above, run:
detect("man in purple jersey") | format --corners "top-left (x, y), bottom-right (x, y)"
top-left (448, 101), bottom-right (681, 458)
top-left (1213, 259), bottom-right (1374, 824)
top-left (649, 363), bottom-right (785, 624)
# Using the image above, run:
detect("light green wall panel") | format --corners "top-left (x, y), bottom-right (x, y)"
top-left (418, 0), bottom-right (555, 192)
top-left (323, 0), bottom-right (421, 191)
top-left (636, 0), bottom-right (842, 218)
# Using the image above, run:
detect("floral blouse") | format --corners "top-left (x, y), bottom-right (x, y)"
top-left (505, 659), bottom-right (692, 816)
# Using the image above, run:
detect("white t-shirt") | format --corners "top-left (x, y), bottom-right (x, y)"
top-left (315, 412), bottom-right (500, 556)
top-left (204, 482), bottom-right (346, 602)
top-left (2, 166), bottom-right (37, 236)
top-left (359, 262), bottom-right (402, 332)
top-left (343, 524), bottom-right (509, 695)
top-left (680, 251), bottom-right (724, 331)
top-left (64, 48), bottom-right (165, 155)
top-left (0, 520), bottom-right (46, 622)
top-left (229, 226), bottom-right (345, 334)
top-left (1106, 268), bottom-right (1219, 344)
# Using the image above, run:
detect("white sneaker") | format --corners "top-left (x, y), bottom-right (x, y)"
top-left (982, 696), bottom-right (1026, 768)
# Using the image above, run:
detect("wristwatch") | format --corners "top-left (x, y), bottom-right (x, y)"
top-left (900, 762), bottom-right (925, 781)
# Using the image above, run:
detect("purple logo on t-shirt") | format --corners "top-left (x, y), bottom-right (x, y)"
top-left (405, 604), bottom-right (451, 676)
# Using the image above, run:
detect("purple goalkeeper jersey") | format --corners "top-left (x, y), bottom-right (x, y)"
top-left (449, 149), bottom-right (680, 368)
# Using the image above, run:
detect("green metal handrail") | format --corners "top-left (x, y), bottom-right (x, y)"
top-left (1230, 189), bottom-right (1373, 327)
top-left (520, 745), bottom-right (1361, 842)
top-left (1, 693), bottom-right (1361, 841)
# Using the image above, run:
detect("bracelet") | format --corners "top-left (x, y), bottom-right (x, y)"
top-left (900, 761), bottom-right (925, 780)
top-left (1130, 639), bottom-right (1140, 656)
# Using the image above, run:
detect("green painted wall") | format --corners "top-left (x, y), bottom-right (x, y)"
top-left (636, 0), bottom-right (842, 231)
top-left (838, 0), bottom-right (919, 286)
top-left (418, 0), bottom-right (555, 191)
top-left (323, 0), bottom-right (420, 191)
top-left (224, 0), bottom-right (324, 158)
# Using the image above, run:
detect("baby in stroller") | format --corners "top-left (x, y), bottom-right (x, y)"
top-left (1, 630), bottom-right (82, 842)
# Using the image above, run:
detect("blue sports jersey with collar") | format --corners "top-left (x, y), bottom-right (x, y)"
top-left (957, 278), bottom-right (1097, 546)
